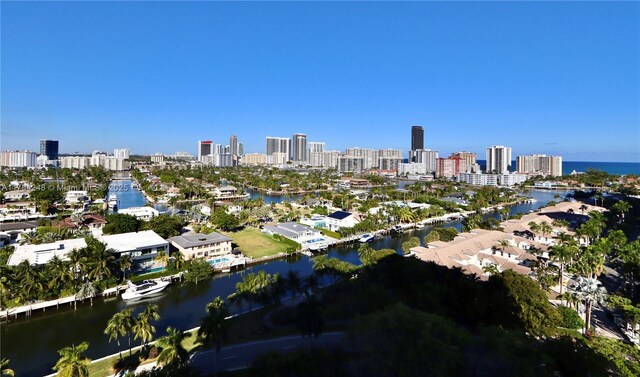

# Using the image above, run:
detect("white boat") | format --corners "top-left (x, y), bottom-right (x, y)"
top-left (121, 279), bottom-right (170, 300)
top-left (308, 242), bottom-right (328, 251)
top-left (359, 234), bottom-right (374, 243)
top-left (108, 194), bottom-right (118, 209)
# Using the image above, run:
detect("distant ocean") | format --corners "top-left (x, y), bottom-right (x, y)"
top-left (474, 160), bottom-right (640, 176)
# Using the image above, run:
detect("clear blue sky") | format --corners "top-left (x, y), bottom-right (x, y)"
top-left (2, 1), bottom-right (639, 162)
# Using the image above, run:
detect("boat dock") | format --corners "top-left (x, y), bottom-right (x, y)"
top-left (1, 273), bottom-right (183, 320)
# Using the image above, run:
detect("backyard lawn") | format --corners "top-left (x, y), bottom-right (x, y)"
top-left (223, 227), bottom-right (290, 258)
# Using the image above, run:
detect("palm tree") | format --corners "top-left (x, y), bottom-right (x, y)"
top-left (154, 251), bottom-right (169, 269)
top-left (133, 305), bottom-right (160, 349)
top-left (528, 221), bottom-right (540, 238)
top-left (572, 277), bottom-right (607, 334)
top-left (171, 252), bottom-right (186, 271)
top-left (296, 294), bottom-right (325, 346)
top-left (52, 342), bottom-right (91, 377)
top-left (197, 297), bottom-right (230, 377)
top-left (612, 200), bottom-right (631, 222)
top-left (285, 270), bottom-right (304, 305)
top-left (496, 240), bottom-right (511, 253)
top-left (1, 358), bottom-right (14, 377)
top-left (157, 327), bottom-right (191, 367)
top-left (579, 204), bottom-right (588, 214)
top-left (549, 244), bottom-right (577, 294)
top-left (539, 221), bottom-right (553, 240)
top-left (67, 248), bottom-right (86, 282)
top-left (47, 256), bottom-right (74, 292)
top-left (75, 281), bottom-right (98, 306)
top-left (105, 309), bottom-right (134, 358)
top-left (18, 231), bottom-right (40, 245)
top-left (15, 260), bottom-right (44, 302)
top-left (118, 255), bottom-right (132, 282)
top-left (303, 273), bottom-right (320, 294)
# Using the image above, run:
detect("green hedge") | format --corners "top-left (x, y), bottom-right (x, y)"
top-left (315, 227), bottom-right (342, 239)
top-left (271, 234), bottom-right (301, 253)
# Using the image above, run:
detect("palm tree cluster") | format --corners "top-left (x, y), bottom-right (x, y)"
top-left (2, 236), bottom-right (126, 306)
top-left (227, 271), bottom-right (282, 312)
top-left (105, 305), bottom-right (161, 359)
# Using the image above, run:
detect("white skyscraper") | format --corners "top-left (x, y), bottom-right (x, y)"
top-left (486, 145), bottom-right (512, 174)
top-left (113, 148), bottom-right (130, 159)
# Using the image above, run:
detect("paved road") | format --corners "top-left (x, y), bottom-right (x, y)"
top-left (189, 332), bottom-right (345, 376)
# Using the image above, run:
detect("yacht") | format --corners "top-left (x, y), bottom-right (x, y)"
top-left (108, 194), bottom-right (118, 209)
top-left (121, 279), bottom-right (170, 300)
top-left (359, 234), bottom-right (375, 243)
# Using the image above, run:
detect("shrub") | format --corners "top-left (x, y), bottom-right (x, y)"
top-left (558, 305), bottom-right (584, 330)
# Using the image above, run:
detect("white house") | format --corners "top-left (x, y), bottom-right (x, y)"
top-left (118, 206), bottom-right (160, 221)
top-left (326, 211), bottom-right (360, 232)
top-left (65, 190), bottom-right (88, 203)
top-left (7, 230), bottom-right (169, 271)
top-left (262, 222), bottom-right (322, 243)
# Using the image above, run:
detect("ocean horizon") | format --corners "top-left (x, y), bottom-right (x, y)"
top-left (474, 160), bottom-right (640, 176)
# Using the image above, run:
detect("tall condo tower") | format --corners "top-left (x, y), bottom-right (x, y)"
top-left (292, 133), bottom-right (307, 162)
top-left (411, 125), bottom-right (424, 151)
top-left (486, 145), bottom-right (512, 174)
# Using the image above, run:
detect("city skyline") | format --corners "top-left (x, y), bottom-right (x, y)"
top-left (2, 2), bottom-right (639, 162)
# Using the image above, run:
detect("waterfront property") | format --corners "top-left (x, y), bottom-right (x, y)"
top-left (501, 201), bottom-right (605, 246)
top-left (0, 220), bottom-right (38, 244)
top-left (7, 230), bottom-right (169, 271)
top-left (326, 210), bottom-right (360, 232)
top-left (410, 228), bottom-right (540, 280)
top-left (223, 227), bottom-right (295, 258)
top-left (168, 232), bottom-right (233, 260)
top-left (262, 222), bottom-right (322, 243)
top-left (118, 206), bottom-right (160, 220)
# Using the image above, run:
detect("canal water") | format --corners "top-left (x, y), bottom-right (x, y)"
top-left (1, 185), bottom-right (569, 376)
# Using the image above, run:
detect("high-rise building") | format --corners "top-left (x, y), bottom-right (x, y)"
top-left (436, 156), bottom-right (467, 178)
top-left (345, 148), bottom-right (378, 170)
top-left (241, 153), bottom-right (267, 165)
top-left (516, 154), bottom-right (563, 177)
top-left (338, 156), bottom-right (365, 173)
top-left (411, 126), bottom-right (424, 151)
top-left (450, 151), bottom-right (477, 166)
top-left (308, 142), bottom-right (325, 153)
top-left (113, 149), bottom-right (130, 159)
top-left (0, 150), bottom-right (37, 168)
top-left (198, 140), bottom-right (213, 162)
top-left (266, 137), bottom-right (291, 161)
top-left (40, 140), bottom-right (59, 160)
top-left (60, 156), bottom-right (91, 169)
top-left (292, 133), bottom-right (307, 162)
top-left (378, 149), bottom-right (403, 158)
top-left (486, 145), bottom-right (512, 174)
top-left (409, 149), bottom-right (438, 172)
top-left (238, 143), bottom-right (244, 156)
top-left (378, 157), bottom-right (403, 171)
top-left (229, 135), bottom-right (239, 156)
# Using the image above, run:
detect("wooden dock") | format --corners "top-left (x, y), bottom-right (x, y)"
top-left (0, 273), bottom-right (183, 320)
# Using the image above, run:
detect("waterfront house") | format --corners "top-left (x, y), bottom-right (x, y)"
top-left (3, 190), bottom-right (31, 201)
top-left (262, 222), bottom-right (322, 243)
top-left (410, 229), bottom-right (539, 280)
top-left (300, 215), bottom-right (328, 229)
top-left (168, 232), bottom-right (233, 260)
top-left (0, 220), bottom-right (38, 245)
top-left (326, 211), bottom-right (360, 232)
top-left (118, 206), bottom-right (160, 221)
top-left (7, 230), bottom-right (169, 271)
top-left (65, 190), bottom-right (88, 203)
